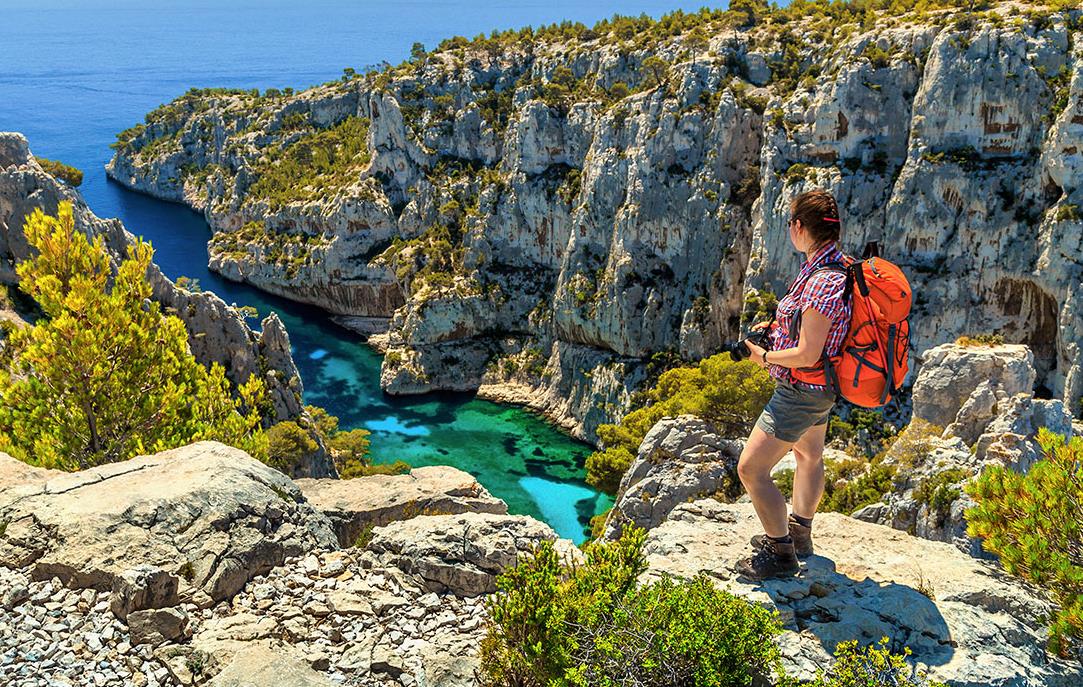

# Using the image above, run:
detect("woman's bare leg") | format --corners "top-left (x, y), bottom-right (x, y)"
top-left (791, 421), bottom-right (828, 519)
top-left (737, 425), bottom-right (797, 538)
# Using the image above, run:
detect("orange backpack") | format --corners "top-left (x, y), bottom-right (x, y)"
top-left (787, 242), bottom-right (912, 408)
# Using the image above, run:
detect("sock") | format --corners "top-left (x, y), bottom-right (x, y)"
top-left (766, 533), bottom-right (793, 544)
top-left (791, 513), bottom-right (813, 528)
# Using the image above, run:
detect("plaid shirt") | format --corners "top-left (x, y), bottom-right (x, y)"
top-left (767, 241), bottom-right (851, 391)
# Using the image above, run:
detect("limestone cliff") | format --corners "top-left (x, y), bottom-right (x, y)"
top-left (105, 3), bottom-right (1083, 441)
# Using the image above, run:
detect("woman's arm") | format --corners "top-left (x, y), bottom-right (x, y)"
top-left (745, 306), bottom-right (832, 369)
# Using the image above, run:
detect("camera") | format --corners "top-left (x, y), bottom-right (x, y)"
top-left (727, 325), bottom-right (772, 362)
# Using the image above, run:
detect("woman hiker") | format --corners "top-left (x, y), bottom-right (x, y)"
top-left (735, 188), bottom-right (853, 580)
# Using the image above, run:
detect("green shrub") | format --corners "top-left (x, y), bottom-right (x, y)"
top-left (861, 43), bottom-right (892, 69)
top-left (882, 417), bottom-right (945, 468)
top-left (965, 427), bottom-right (1083, 657)
top-left (585, 446), bottom-right (635, 495)
top-left (478, 525), bottom-right (784, 686)
top-left (811, 637), bottom-right (947, 687)
top-left (955, 333), bottom-right (1004, 347)
top-left (828, 408), bottom-right (897, 458)
top-left (585, 354), bottom-right (773, 496)
top-left (0, 202), bottom-right (268, 470)
top-left (1054, 204), bottom-right (1081, 223)
top-left (784, 162), bottom-right (811, 185)
top-left (36, 158), bottom-right (84, 187)
top-left (266, 420), bottom-right (317, 472)
top-left (913, 467), bottom-right (970, 527)
top-left (822, 457), bottom-right (899, 513)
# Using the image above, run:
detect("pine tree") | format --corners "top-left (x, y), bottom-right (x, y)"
top-left (965, 426), bottom-right (1083, 657)
top-left (0, 201), bottom-right (268, 470)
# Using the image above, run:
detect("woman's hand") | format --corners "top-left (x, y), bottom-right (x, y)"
top-left (745, 339), bottom-right (768, 369)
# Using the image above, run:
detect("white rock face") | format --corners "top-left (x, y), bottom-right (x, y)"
top-left (911, 343), bottom-right (1036, 432)
top-left (102, 9), bottom-right (1083, 442)
top-left (602, 414), bottom-right (744, 540)
top-left (642, 498), bottom-right (1081, 687)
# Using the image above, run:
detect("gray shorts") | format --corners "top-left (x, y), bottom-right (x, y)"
top-left (754, 378), bottom-right (837, 443)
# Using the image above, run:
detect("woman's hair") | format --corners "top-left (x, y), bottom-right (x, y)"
top-left (790, 189), bottom-right (842, 248)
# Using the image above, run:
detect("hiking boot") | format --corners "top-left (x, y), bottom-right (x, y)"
top-left (750, 515), bottom-right (814, 558)
top-left (735, 536), bottom-right (800, 580)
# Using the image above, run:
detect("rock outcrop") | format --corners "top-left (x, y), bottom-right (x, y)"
top-left (642, 498), bottom-right (1081, 687)
top-left (0, 131), bottom-right (334, 477)
top-left (103, 5), bottom-right (1083, 442)
top-left (361, 512), bottom-right (584, 597)
top-left (296, 465), bottom-right (509, 548)
top-left (601, 414), bottom-right (744, 541)
top-left (0, 441), bottom-right (584, 687)
top-left (852, 342), bottom-right (1075, 555)
top-left (0, 452), bottom-right (61, 488)
top-left (0, 441), bottom-right (338, 606)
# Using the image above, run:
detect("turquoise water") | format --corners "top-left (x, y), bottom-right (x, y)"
top-left (0, 0), bottom-right (712, 542)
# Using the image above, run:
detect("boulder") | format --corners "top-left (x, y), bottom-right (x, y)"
top-left (0, 441), bottom-right (337, 606)
top-left (127, 606), bottom-right (190, 646)
top-left (207, 642), bottom-right (337, 687)
top-left (361, 512), bottom-right (584, 596)
top-left (641, 499), bottom-right (1081, 686)
top-left (911, 343), bottom-right (1035, 435)
top-left (109, 564), bottom-right (180, 621)
top-left (296, 465), bottom-right (508, 548)
top-left (0, 452), bottom-right (61, 488)
top-left (602, 415), bottom-right (743, 541)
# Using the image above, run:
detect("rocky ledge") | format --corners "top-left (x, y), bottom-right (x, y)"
top-left (642, 498), bottom-right (1080, 686)
top-left (0, 442), bottom-right (576, 686)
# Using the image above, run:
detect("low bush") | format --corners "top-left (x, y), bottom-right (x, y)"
top-left (955, 333), bottom-right (1004, 347)
top-left (478, 524), bottom-right (785, 686)
top-left (36, 158), bottom-right (83, 187)
top-left (811, 637), bottom-right (947, 687)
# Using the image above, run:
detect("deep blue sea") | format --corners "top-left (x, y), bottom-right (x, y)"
top-left (0, 0), bottom-right (714, 543)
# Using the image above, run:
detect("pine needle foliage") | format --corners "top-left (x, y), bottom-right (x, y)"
top-left (0, 201), bottom-right (268, 470)
top-left (965, 427), bottom-right (1083, 657)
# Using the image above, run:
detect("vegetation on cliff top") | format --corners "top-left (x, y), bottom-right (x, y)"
top-left (35, 158), bottom-right (83, 187)
top-left (245, 115), bottom-right (372, 209)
